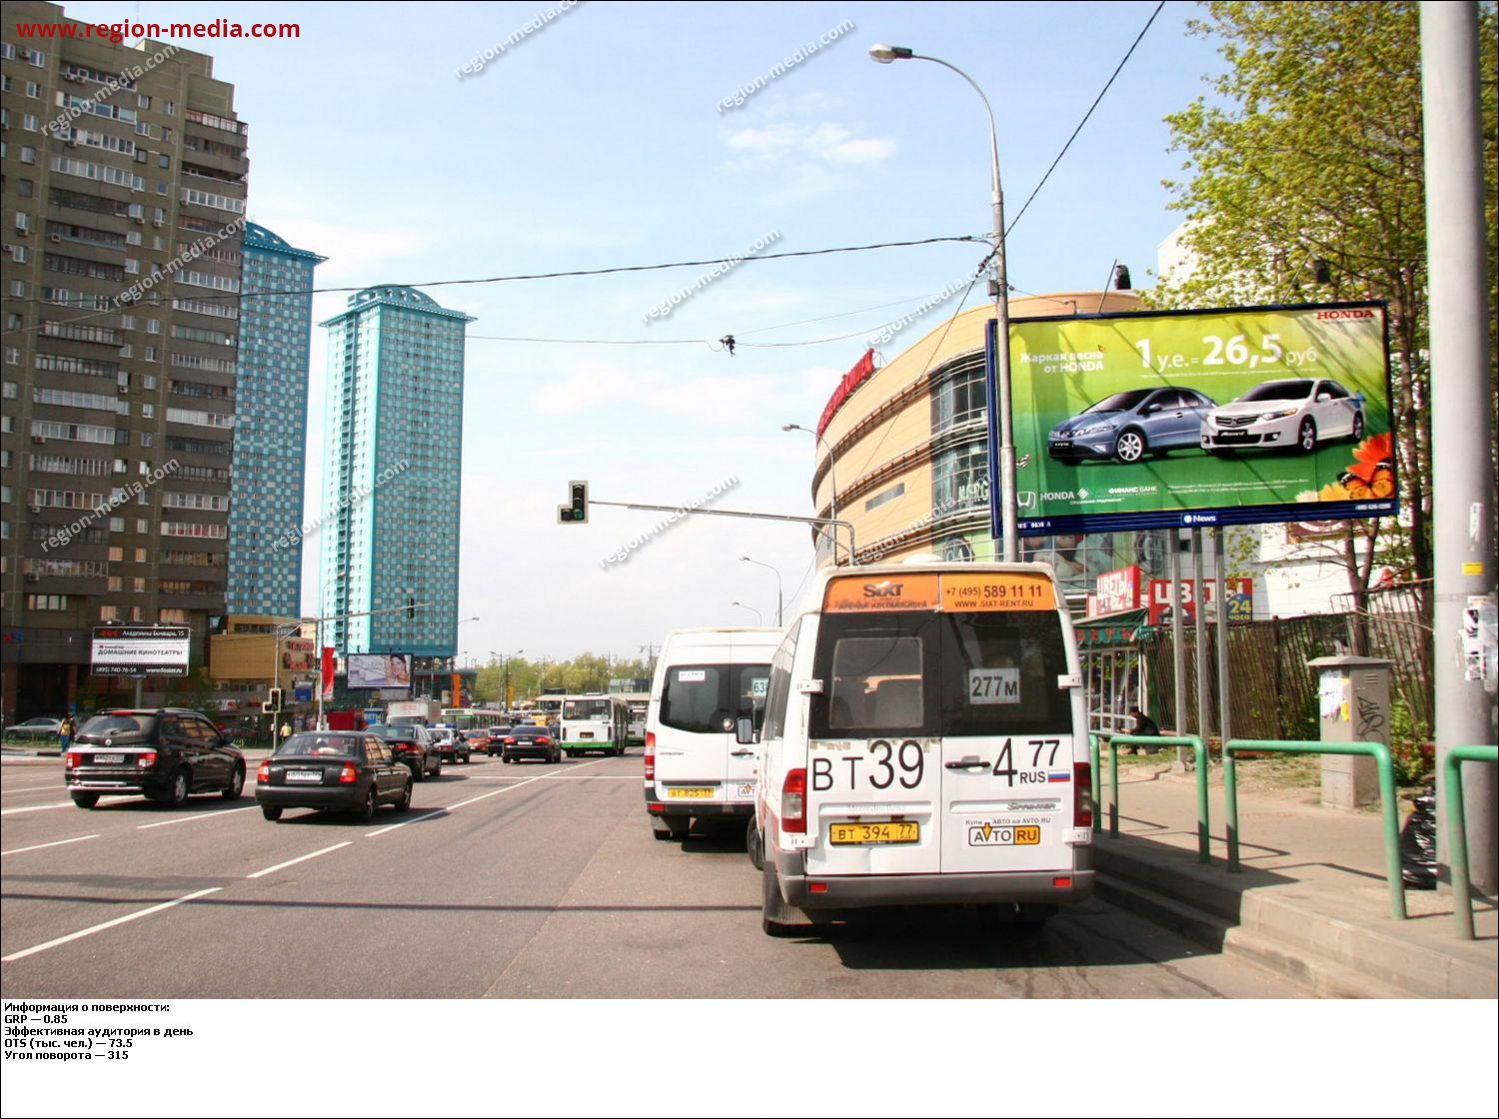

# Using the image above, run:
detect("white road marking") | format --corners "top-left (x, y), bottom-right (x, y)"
top-left (1, 783), bottom-right (68, 796)
top-left (246, 841), bottom-right (351, 879)
top-left (363, 758), bottom-right (614, 838)
top-left (1, 887), bottom-right (223, 963)
top-left (1, 834), bottom-right (99, 857)
top-left (138, 805), bottom-right (258, 830)
top-left (0, 801), bottom-right (75, 816)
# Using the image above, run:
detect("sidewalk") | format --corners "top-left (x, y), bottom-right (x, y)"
top-left (1093, 757), bottom-right (1497, 998)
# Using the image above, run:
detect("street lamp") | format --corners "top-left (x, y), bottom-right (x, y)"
top-left (783, 422), bottom-right (842, 563)
top-left (730, 601), bottom-right (764, 625)
top-left (739, 555), bottom-right (783, 626)
top-left (869, 43), bottom-right (1019, 561)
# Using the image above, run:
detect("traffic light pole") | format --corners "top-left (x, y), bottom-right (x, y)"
top-left (588, 500), bottom-right (858, 566)
top-left (312, 601), bottom-right (433, 729)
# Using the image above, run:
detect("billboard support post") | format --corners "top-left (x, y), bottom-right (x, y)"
top-left (1215, 527), bottom-right (1233, 759)
top-left (1193, 530), bottom-right (1212, 760)
top-left (1169, 534), bottom-right (1189, 772)
top-left (1421, 2), bottom-right (1497, 894)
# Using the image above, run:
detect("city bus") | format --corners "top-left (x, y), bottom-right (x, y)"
top-left (626, 698), bottom-right (648, 747)
top-left (529, 695), bottom-right (564, 727)
top-left (559, 694), bottom-right (631, 757)
top-left (751, 559), bottom-right (1093, 937)
top-left (441, 707), bottom-right (508, 731)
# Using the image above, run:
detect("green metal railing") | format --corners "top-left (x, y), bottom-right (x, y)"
top-left (1445, 745), bottom-right (1498, 940)
top-left (1090, 733), bottom-right (1210, 863)
top-left (1225, 738), bottom-right (1406, 920)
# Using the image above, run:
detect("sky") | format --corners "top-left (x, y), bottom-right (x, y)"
top-left (59, 0), bottom-right (1228, 667)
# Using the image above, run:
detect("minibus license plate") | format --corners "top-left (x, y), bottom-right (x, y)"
top-left (668, 787), bottom-right (716, 799)
top-left (830, 822), bottom-right (920, 845)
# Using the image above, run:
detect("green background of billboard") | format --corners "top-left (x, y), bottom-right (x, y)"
top-left (1009, 303), bottom-right (1393, 522)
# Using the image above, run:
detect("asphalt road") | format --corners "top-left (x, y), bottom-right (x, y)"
top-left (1, 751), bottom-right (1305, 999)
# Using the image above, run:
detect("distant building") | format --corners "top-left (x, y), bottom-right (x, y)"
top-left (226, 222), bottom-right (324, 616)
top-left (317, 285), bottom-right (473, 658)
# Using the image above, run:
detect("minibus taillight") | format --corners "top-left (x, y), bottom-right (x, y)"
top-left (782, 768), bottom-right (807, 834)
top-left (644, 732), bottom-right (655, 781)
top-left (1074, 762), bottom-right (1093, 828)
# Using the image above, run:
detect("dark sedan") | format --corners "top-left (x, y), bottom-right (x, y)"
top-left (483, 726), bottom-right (512, 757)
top-left (256, 732), bottom-right (413, 822)
top-left (501, 726), bottom-right (561, 764)
top-left (366, 723), bottom-right (442, 781)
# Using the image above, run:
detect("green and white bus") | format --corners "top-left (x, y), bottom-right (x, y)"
top-left (559, 694), bottom-right (631, 757)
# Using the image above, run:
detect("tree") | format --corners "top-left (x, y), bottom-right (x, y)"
top-left (1150, 1), bottom-right (1499, 606)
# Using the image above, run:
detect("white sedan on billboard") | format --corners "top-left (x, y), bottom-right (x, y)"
top-left (1201, 377), bottom-right (1365, 455)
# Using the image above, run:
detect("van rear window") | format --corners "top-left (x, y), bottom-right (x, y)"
top-left (811, 611), bottom-right (1072, 738)
top-left (660, 663), bottom-right (770, 735)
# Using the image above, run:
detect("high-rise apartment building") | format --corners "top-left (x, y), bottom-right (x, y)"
top-left (318, 286), bottom-right (472, 659)
top-left (226, 222), bottom-right (324, 617)
top-left (1, 2), bottom-right (248, 719)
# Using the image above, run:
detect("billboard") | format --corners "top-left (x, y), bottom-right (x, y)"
top-left (987, 302), bottom-right (1397, 536)
top-left (1147, 578), bottom-right (1253, 626)
top-left (347, 653), bottom-right (412, 690)
top-left (90, 625), bottom-right (191, 676)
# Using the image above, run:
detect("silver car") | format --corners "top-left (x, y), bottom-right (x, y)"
top-left (1202, 378), bottom-right (1365, 454)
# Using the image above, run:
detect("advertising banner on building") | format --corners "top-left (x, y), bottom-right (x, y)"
top-left (986, 302), bottom-right (1397, 537)
top-left (347, 653), bottom-right (412, 690)
top-left (90, 625), bottom-right (190, 676)
top-left (1147, 578), bottom-right (1253, 626)
top-left (321, 646), bottom-right (336, 701)
top-left (1088, 565), bottom-right (1144, 618)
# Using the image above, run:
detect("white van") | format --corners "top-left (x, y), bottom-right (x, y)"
top-left (751, 561), bottom-right (1093, 936)
top-left (644, 627), bottom-right (780, 840)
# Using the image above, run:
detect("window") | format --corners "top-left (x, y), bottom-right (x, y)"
top-left (659, 663), bottom-right (770, 734)
top-left (26, 595), bottom-right (70, 612)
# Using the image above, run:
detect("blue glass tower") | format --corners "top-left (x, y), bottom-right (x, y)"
top-left (227, 222), bottom-right (325, 616)
top-left (318, 286), bottom-right (473, 658)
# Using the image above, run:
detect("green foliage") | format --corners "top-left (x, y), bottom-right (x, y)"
top-left (1388, 698), bottom-right (1433, 785)
top-left (472, 654), bottom-right (653, 704)
top-left (1150, 1), bottom-right (1499, 588)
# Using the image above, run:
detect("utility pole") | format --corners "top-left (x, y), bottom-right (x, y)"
top-left (1421, 2), bottom-right (1497, 893)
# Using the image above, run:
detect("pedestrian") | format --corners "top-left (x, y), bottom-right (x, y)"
top-left (58, 713), bottom-right (75, 752)
top-left (279, 720), bottom-right (292, 743)
top-left (1128, 705), bottom-right (1161, 754)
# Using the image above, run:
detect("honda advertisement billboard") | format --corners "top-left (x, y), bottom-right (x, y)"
top-left (986, 302), bottom-right (1397, 536)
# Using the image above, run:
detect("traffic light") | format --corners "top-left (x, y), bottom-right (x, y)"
top-left (267, 687), bottom-right (283, 711)
top-left (407, 596), bottom-right (416, 620)
top-left (559, 480), bottom-right (588, 524)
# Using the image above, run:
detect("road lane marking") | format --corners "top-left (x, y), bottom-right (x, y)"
top-left (137, 805), bottom-right (258, 830)
top-left (2, 783), bottom-right (68, 796)
top-left (247, 841), bottom-right (352, 879)
top-left (1, 834), bottom-right (99, 857)
top-left (1, 887), bottom-right (222, 963)
top-left (0, 801), bottom-right (75, 816)
top-left (364, 758), bottom-right (615, 838)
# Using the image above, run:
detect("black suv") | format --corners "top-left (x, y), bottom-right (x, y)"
top-left (65, 708), bottom-right (246, 809)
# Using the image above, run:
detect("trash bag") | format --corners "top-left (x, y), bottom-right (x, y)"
top-left (1399, 787), bottom-right (1438, 889)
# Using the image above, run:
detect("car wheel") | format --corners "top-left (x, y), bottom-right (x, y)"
top-left (1113, 428), bottom-right (1146, 463)
top-left (72, 792), bottom-right (99, 809)
top-left (395, 778), bottom-right (412, 812)
top-left (223, 764), bottom-right (245, 801)
top-left (261, 805), bottom-right (283, 821)
top-left (161, 770), bottom-right (190, 808)
top-left (432, 758), bottom-right (442, 778)
top-left (408, 761), bottom-right (423, 783)
top-left (1351, 411), bottom-right (1365, 441)
top-left (357, 786), bottom-right (377, 823)
top-left (551, 750), bottom-right (561, 764)
top-left (1297, 417), bottom-right (1317, 452)
top-left (747, 817), bottom-right (765, 871)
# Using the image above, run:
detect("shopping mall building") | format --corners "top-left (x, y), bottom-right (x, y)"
top-left (811, 290), bottom-right (1167, 602)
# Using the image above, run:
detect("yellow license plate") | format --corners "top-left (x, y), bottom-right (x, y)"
top-left (829, 821), bottom-right (920, 845)
top-left (667, 787), bottom-right (716, 799)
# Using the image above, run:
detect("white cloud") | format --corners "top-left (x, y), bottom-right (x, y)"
top-left (723, 121), bottom-right (895, 169)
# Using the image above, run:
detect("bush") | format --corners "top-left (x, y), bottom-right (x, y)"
top-left (1389, 700), bottom-right (1434, 786)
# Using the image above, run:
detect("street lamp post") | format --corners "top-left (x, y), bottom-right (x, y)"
top-left (869, 43), bottom-right (1018, 561)
top-left (739, 555), bottom-right (783, 626)
top-left (782, 423), bottom-right (842, 563)
top-left (730, 601), bottom-right (764, 626)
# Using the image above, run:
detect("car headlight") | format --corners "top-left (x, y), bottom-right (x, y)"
top-left (1259, 408), bottom-right (1298, 421)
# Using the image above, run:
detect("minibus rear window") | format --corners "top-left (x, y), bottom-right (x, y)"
top-left (810, 610), bottom-right (1071, 738)
top-left (660, 664), bottom-right (771, 734)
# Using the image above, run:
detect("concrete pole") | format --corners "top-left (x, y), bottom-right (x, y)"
top-left (1169, 534), bottom-right (1189, 770)
top-left (1193, 529), bottom-right (1212, 757)
top-left (1215, 528), bottom-right (1232, 756)
top-left (1421, 1), bottom-right (1497, 893)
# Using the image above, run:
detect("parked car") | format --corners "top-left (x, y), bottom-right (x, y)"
top-left (5, 716), bottom-right (63, 742)
top-left (366, 723), bottom-right (442, 781)
top-left (256, 731), bottom-right (413, 822)
top-left (1201, 377), bottom-right (1365, 454)
top-left (1048, 387), bottom-right (1217, 464)
top-left (500, 726), bottom-right (560, 764)
top-left (64, 709), bottom-right (246, 809)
